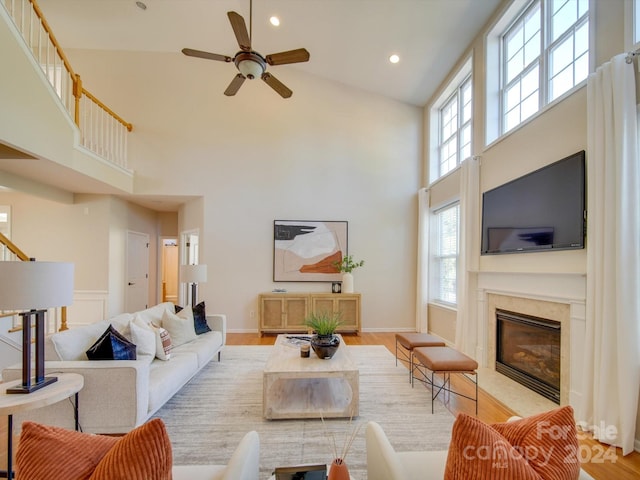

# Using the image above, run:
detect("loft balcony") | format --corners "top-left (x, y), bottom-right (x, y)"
top-left (0, 0), bottom-right (134, 195)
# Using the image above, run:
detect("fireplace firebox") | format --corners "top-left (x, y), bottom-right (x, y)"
top-left (496, 309), bottom-right (560, 403)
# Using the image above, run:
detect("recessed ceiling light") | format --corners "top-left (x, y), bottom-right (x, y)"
top-left (269, 16), bottom-right (280, 26)
top-left (389, 54), bottom-right (400, 64)
top-left (135, 1), bottom-right (147, 10)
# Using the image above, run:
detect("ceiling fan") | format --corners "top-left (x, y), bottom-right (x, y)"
top-left (181, 0), bottom-right (310, 98)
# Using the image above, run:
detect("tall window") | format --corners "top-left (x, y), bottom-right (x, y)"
top-left (438, 77), bottom-right (473, 177)
top-left (431, 203), bottom-right (460, 305)
top-left (495, 0), bottom-right (589, 136)
top-left (429, 57), bottom-right (473, 183)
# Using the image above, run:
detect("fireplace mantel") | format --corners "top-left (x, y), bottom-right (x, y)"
top-left (476, 271), bottom-right (586, 407)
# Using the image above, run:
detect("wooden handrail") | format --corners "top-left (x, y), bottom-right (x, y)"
top-left (20, 0), bottom-right (133, 133)
top-left (82, 87), bottom-right (134, 132)
top-left (0, 232), bottom-right (29, 261)
top-left (27, 0), bottom-right (77, 80)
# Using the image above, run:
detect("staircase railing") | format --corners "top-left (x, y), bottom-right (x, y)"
top-left (1, 0), bottom-right (133, 169)
top-left (0, 232), bottom-right (69, 331)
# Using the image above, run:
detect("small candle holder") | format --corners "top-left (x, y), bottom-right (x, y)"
top-left (300, 343), bottom-right (310, 358)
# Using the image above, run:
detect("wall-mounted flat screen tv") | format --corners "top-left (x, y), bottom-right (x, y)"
top-left (481, 150), bottom-right (586, 255)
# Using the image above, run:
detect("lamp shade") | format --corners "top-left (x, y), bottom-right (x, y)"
top-left (180, 264), bottom-right (207, 283)
top-left (0, 261), bottom-right (74, 310)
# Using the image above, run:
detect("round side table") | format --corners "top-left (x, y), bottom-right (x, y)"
top-left (0, 373), bottom-right (83, 478)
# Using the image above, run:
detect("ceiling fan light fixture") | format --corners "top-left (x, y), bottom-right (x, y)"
top-left (235, 52), bottom-right (266, 79)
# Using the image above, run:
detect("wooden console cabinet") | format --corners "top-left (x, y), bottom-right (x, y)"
top-left (259, 293), bottom-right (361, 335)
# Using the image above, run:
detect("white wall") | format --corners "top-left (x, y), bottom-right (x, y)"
top-left (57, 49), bottom-right (423, 333)
top-left (0, 190), bottom-right (162, 321)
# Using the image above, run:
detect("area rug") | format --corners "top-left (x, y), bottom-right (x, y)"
top-left (152, 345), bottom-right (455, 479)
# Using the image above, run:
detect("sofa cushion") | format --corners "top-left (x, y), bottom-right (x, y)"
top-left (176, 302), bottom-right (211, 335)
top-left (89, 418), bottom-right (172, 479)
top-left (148, 352), bottom-right (199, 414)
top-left (491, 406), bottom-right (581, 480)
top-left (51, 320), bottom-right (110, 361)
top-left (193, 302), bottom-right (211, 335)
top-left (16, 421), bottom-right (118, 479)
top-left (136, 302), bottom-right (175, 326)
top-left (162, 309), bottom-right (197, 348)
top-left (86, 325), bottom-right (137, 361)
top-left (150, 322), bottom-right (173, 361)
top-left (130, 316), bottom-right (157, 361)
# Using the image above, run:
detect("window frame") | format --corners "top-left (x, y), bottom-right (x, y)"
top-left (487, 0), bottom-right (591, 143)
top-left (428, 57), bottom-right (473, 184)
top-left (430, 202), bottom-right (460, 307)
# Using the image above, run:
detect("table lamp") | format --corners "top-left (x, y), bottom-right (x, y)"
top-left (180, 264), bottom-right (207, 305)
top-left (0, 260), bottom-right (74, 394)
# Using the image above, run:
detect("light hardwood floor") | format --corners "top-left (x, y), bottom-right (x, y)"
top-left (0, 332), bottom-right (638, 479)
top-left (227, 332), bottom-right (640, 480)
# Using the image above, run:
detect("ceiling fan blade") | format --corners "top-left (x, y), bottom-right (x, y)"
top-left (182, 48), bottom-right (232, 62)
top-left (224, 74), bottom-right (246, 96)
top-left (261, 72), bottom-right (292, 98)
top-left (227, 11), bottom-right (251, 51)
top-left (265, 48), bottom-right (310, 66)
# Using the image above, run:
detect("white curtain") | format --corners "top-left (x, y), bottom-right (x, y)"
top-left (416, 188), bottom-right (430, 332)
top-left (578, 54), bottom-right (640, 456)
top-left (455, 157), bottom-right (480, 356)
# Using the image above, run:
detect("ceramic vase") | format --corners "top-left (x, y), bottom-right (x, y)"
top-left (328, 458), bottom-right (350, 480)
top-left (342, 272), bottom-right (354, 293)
top-left (310, 334), bottom-right (340, 359)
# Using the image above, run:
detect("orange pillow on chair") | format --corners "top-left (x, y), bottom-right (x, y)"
top-left (491, 406), bottom-right (581, 480)
top-left (445, 406), bottom-right (581, 480)
top-left (16, 422), bottom-right (119, 480)
top-left (444, 413), bottom-right (542, 480)
top-left (16, 418), bottom-right (172, 480)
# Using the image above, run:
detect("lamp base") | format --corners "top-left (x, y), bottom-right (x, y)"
top-left (6, 376), bottom-right (57, 394)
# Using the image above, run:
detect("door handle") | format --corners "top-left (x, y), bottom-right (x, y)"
top-left (128, 282), bottom-right (135, 286)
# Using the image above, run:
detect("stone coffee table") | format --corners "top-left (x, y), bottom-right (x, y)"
top-left (263, 334), bottom-right (359, 420)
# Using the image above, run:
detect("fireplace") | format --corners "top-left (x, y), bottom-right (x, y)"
top-left (496, 309), bottom-right (561, 404)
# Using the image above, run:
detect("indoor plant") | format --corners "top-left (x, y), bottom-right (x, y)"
top-left (305, 311), bottom-right (342, 359)
top-left (333, 254), bottom-right (364, 293)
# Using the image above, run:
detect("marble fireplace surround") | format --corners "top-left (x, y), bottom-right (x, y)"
top-left (477, 272), bottom-right (587, 408)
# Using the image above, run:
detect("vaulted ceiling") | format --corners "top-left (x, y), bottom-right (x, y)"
top-left (38, 0), bottom-right (501, 106)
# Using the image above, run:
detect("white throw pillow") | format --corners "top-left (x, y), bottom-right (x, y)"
top-left (130, 316), bottom-right (156, 361)
top-left (150, 322), bottom-right (172, 361)
top-left (51, 321), bottom-right (110, 361)
top-left (136, 302), bottom-right (175, 326)
top-left (161, 309), bottom-right (197, 347)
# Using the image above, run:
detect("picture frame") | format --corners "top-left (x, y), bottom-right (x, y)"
top-left (273, 220), bottom-right (347, 282)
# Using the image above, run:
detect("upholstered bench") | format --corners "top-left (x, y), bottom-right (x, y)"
top-left (412, 346), bottom-right (478, 414)
top-left (395, 333), bottom-right (446, 383)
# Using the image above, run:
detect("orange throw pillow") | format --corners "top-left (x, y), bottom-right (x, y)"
top-left (492, 405), bottom-right (581, 480)
top-left (445, 413), bottom-right (542, 480)
top-left (16, 422), bottom-right (119, 480)
top-left (16, 419), bottom-right (172, 480)
top-left (89, 418), bottom-right (172, 480)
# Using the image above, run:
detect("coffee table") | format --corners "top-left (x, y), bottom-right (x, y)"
top-left (263, 335), bottom-right (359, 420)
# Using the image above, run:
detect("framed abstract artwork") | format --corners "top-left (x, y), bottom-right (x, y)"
top-left (273, 220), bottom-right (347, 282)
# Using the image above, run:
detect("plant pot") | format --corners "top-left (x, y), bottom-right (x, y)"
top-left (342, 272), bottom-right (354, 293)
top-left (328, 458), bottom-right (350, 480)
top-left (310, 334), bottom-right (340, 359)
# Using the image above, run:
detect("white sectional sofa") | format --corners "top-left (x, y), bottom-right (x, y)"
top-left (2, 302), bottom-right (226, 434)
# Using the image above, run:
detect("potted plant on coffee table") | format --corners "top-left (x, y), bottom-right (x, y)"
top-left (305, 310), bottom-right (343, 359)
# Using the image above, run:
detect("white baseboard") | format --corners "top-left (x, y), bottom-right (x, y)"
top-left (361, 327), bottom-right (415, 332)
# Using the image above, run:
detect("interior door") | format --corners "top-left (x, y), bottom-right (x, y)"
top-left (126, 231), bottom-right (149, 312)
